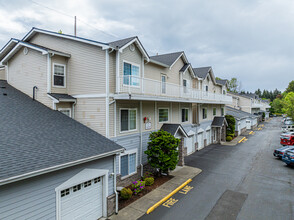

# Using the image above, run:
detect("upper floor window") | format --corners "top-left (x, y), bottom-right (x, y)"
top-left (213, 108), bottom-right (216, 116)
top-left (203, 108), bottom-right (207, 119)
top-left (221, 107), bottom-right (224, 116)
top-left (123, 62), bottom-right (140, 86)
top-left (120, 109), bottom-right (137, 132)
top-left (58, 108), bottom-right (71, 118)
top-left (182, 108), bottom-right (189, 122)
top-left (159, 108), bottom-right (169, 122)
top-left (53, 64), bottom-right (66, 87)
top-left (205, 85), bottom-right (208, 92)
top-left (161, 75), bottom-right (166, 94)
top-left (183, 79), bottom-right (188, 93)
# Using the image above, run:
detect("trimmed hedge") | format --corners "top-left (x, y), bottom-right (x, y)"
top-left (226, 136), bottom-right (233, 142)
top-left (121, 187), bottom-right (133, 200)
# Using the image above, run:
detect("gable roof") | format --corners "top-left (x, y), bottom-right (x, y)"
top-left (160, 123), bottom-right (188, 138)
top-left (211, 116), bottom-right (228, 127)
top-left (0, 80), bottom-right (123, 186)
top-left (1, 40), bottom-right (71, 65)
top-left (150, 51), bottom-right (188, 68)
top-left (109, 36), bottom-right (137, 48)
top-left (216, 79), bottom-right (228, 86)
top-left (193, 66), bottom-right (211, 79)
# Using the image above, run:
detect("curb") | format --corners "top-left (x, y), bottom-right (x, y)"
top-left (146, 178), bottom-right (192, 214)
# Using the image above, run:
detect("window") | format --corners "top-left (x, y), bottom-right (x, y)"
top-left (73, 184), bottom-right (81, 192)
top-left (61, 189), bottom-right (70, 197)
top-left (120, 150), bottom-right (137, 177)
top-left (223, 90), bottom-right (226, 95)
top-left (161, 75), bottom-right (166, 94)
top-left (58, 108), bottom-right (71, 117)
top-left (221, 107), bottom-right (224, 116)
top-left (94, 177), bottom-right (101, 183)
top-left (120, 109), bottom-right (137, 132)
top-left (84, 180), bottom-right (92, 188)
top-left (203, 108), bottom-right (207, 119)
top-left (53, 64), bottom-right (66, 87)
top-left (123, 62), bottom-right (140, 86)
top-left (183, 79), bottom-right (187, 93)
top-left (213, 108), bottom-right (216, 116)
top-left (182, 108), bottom-right (189, 122)
top-left (205, 86), bottom-right (208, 92)
top-left (159, 108), bottom-right (169, 122)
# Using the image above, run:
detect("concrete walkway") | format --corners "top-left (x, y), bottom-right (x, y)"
top-left (221, 135), bottom-right (245, 146)
top-left (109, 166), bottom-right (202, 220)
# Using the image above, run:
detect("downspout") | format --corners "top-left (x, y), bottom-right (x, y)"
top-left (106, 49), bottom-right (110, 138)
top-left (33, 86), bottom-right (38, 101)
top-left (47, 54), bottom-right (51, 93)
top-left (113, 155), bottom-right (118, 214)
top-left (140, 101), bottom-right (143, 177)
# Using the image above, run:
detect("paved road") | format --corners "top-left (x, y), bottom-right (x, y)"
top-left (140, 118), bottom-right (294, 220)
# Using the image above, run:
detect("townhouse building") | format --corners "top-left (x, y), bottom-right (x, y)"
top-left (0, 27), bottom-right (232, 191)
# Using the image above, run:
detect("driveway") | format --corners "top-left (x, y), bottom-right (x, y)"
top-left (140, 117), bottom-right (294, 220)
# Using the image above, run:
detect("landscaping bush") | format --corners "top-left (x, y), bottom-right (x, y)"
top-left (120, 187), bottom-right (133, 200)
top-left (143, 171), bottom-right (153, 180)
top-left (132, 180), bottom-right (146, 194)
top-left (226, 136), bottom-right (233, 142)
top-left (145, 177), bottom-right (154, 186)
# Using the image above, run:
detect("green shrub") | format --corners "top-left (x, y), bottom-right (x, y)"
top-left (145, 177), bottom-right (154, 186)
top-left (226, 136), bottom-right (233, 142)
top-left (132, 180), bottom-right (145, 194)
top-left (120, 187), bottom-right (133, 200)
top-left (143, 171), bottom-right (153, 180)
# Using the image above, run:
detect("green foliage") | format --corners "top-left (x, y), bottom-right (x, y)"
top-left (120, 187), bottom-right (133, 200)
top-left (272, 98), bottom-right (284, 114)
top-left (226, 136), bottom-right (233, 142)
top-left (283, 92), bottom-right (294, 120)
top-left (254, 88), bottom-right (281, 101)
top-left (228, 78), bottom-right (240, 93)
top-left (145, 177), bottom-right (155, 186)
top-left (262, 112), bottom-right (265, 120)
top-left (145, 130), bottom-right (180, 175)
top-left (143, 172), bottom-right (153, 180)
top-left (225, 115), bottom-right (236, 137)
top-left (131, 180), bottom-right (145, 194)
top-left (285, 81), bottom-right (294, 94)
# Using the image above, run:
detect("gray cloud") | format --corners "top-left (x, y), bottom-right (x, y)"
top-left (0, 0), bottom-right (292, 92)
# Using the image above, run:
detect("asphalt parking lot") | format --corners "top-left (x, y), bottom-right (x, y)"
top-left (140, 117), bottom-right (294, 220)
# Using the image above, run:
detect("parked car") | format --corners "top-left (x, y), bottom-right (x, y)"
top-left (280, 133), bottom-right (294, 146)
top-left (273, 146), bottom-right (294, 158)
top-left (282, 149), bottom-right (294, 166)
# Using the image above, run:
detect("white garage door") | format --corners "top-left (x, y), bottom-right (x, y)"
top-left (61, 177), bottom-right (103, 220)
top-left (186, 136), bottom-right (194, 155)
top-left (246, 120), bottom-right (251, 129)
top-left (206, 130), bottom-right (211, 145)
top-left (198, 132), bottom-right (204, 150)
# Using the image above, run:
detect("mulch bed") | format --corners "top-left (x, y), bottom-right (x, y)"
top-left (118, 175), bottom-right (174, 210)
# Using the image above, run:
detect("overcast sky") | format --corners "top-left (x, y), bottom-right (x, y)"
top-left (0, 0), bottom-right (292, 92)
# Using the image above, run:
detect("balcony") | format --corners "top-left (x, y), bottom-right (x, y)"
top-left (116, 76), bottom-right (232, 104)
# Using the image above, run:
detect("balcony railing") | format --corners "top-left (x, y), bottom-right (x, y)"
top-left (119, 76), bottom-right (232, 103)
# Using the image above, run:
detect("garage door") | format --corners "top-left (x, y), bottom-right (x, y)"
top-left (246, 120), bottom-right (251, 130)
top-left (186, 136), bottom-right (194, 155)
top-left (198, 132), bottom-right (204, 150)
top-left (206, 130), bottom-right (211, 146)
top-left (60, 176), bottom-right (103, 220)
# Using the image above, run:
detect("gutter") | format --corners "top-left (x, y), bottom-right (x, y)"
top-left (113, 155), bottom-right (119, 214)
top-left (0, 148), bottom-right (124, 186)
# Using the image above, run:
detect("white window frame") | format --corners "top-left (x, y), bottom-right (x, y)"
top-left (119, 148), bottom-right (138, 179)
top-left (181, 108), bottom-right (189, 122)
top-left (213, 107), bottom-right (217, 116)
top-left (122, 60), bottom-right (140, 88)
top-left (203, 108), bottom-right (207, 119)
top-left (53, 63), bottom-right (66, 88)
top-left (158, 108), bottom-right (169, 123)
top-left (58, 108), bottom-right (72, 118)
top-left (119, 108), bottom-right (137, 133)
top-left (221, 107), bottom-right (224, 116)
top-left (161, 74), bottom-right (166, 94)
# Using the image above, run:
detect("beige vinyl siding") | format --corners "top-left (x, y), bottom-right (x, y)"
top-left (8, 48), bottom-right (52, 108)
top-left (172, 103), bottom-right (180, 123)
top-left (51, 55), bottom-right (68, 94)
top-left (109, 98), bottom-right (115, 138)
top-left (120, 43), bottom-right (142, 78)
top-left (0, 68), bottom-right (6, 80)
top-left (29, 33), bottom-right (106, 95)
top-left (74, 97), bottom-right (106, 136)
top-left (144, 62), bottom-right (165, 82)
top-left (142, 101), bottom-right (155, 131)
top-left (199, 104), bottom-right (222, 123)
top-left (109, 52), bottom-right (116, 94)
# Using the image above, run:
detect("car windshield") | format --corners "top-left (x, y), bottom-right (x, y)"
top-left (286, 151), bottom-right (294, 156)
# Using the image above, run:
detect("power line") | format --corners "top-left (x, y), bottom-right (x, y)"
top-left (28, 0), bottom-right (119, 39)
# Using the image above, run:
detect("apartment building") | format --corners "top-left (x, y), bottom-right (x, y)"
top-left (0, 28), bottom-right (232, 191)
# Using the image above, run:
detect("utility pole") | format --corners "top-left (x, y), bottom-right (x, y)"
top-left (74, 16), bottom-right (77, 36)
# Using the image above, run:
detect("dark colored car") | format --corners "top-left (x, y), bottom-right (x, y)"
top-left (273, 146), bottom-right (294, 158)
top-left (282, 149), bottom-right (294, 166)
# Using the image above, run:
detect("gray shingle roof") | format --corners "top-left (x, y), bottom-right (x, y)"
top-left (108, 36), bottom-right (137, 48)
top-left (226, 106), bottom-right (258, 119)
top-left (0, 80), bottom-right (123, 182)
top-left (193, 67), bottom-right (211, 79)
top-left (160, 123), bottom-right (188, 137)
top-left (216, 79), bottom-right (228, 86)
top-left (48, 93), bottom-right (76, 102)
top-left (211, 116), bottom-right (227, 127)
top-left (150, 51), bottom-right (183, 67)
top-left (179, 63), bottom-right (190, 72)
